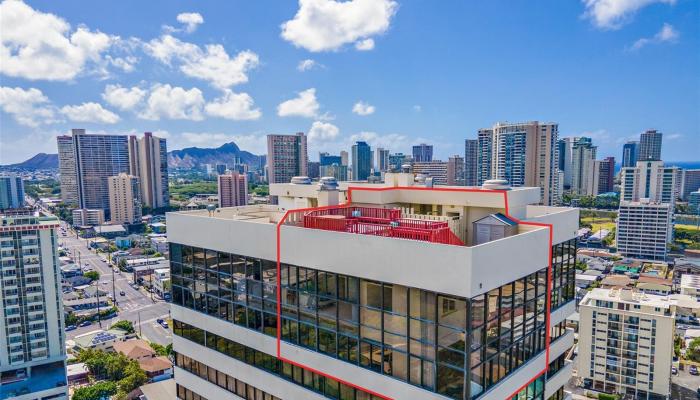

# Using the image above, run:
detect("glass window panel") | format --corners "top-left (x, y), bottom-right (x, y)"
top-left (410, 288), bottom-right (436, 322)
top-left (438, 295), bottom-right (466, 330)
top-left (384, 313), bottom-right (407, 336)
top-left (360, 307), bottom-right (381, 330)
top-left (437, 364), bottom-right (464, 399)
top-left (361, 281), bottom-right (382, 309)
top-left (437, 325), bottom-right (465, 351)
top-left (409, 318), bottom-right (435, 343)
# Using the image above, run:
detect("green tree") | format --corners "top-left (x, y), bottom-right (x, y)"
top-left (83, 271), bottom-right (100, 281)
top-left (687, 337), bottom-right (700, 362)
top-left (110, 320), bottom-right (135, 334)
top-left (72, 381), bottom-right (117, 400)
top-left (149, 341), bottom-right (173, 356)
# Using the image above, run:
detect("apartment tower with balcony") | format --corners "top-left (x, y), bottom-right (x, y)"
top-left (167, 172), bottom-right (579, 400)
top-left (578, 288), bottom-right (674, 399)
top-left (0, 212), bottom-right (67, 400)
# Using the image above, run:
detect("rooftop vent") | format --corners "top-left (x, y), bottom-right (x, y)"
top-left (482, 179), bottom-right (511, 190)
top-left (291, 176), bottom-right (312, 185)
top-left (318, 177), bottom-right (338, 190)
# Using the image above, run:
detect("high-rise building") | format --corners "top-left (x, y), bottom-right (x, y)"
top-left (351, 141), bottom-right (372, 181)
top-left (0, 212), bottom-right (67, 399)
top-left (447, 155), bottom-right (465, 186)
top-left (464, 139), bottom-right (478, 186)
top-left (412, 143), bottom-right (433, 162)
top-left (621, 141), bottom-right (639, 168)
top-left (413, 160), bottom-right (448, 185)
top-left (376, 148), bottom-right (390, 173)
top-left (108, 173), bottom-right (142, 225)
top-left (616, 200), bottom-right (672, 261)
top-left (319, 164), bottom-right (348, 181)
top-left (571, 137), bottom-right (597, 196)
top-left (679, 169), bottom-right (700, 201)
top-left (319, 153), bottom-right (342, 166)
top-left (307, 162), bottom-right (320, 179)
top-left (57, 129), bottom-right (130, 215)
top-left (216, 164), bottom-right (227, 175)
top-left (578, 288), bottom-right (674, 399)
top-left (0, 175), bottom-right (25, 209)
top-left (689, 191), bottom-right (700, 214)
top-left (388, 153), bottom-right (409, 172)
top-left (477, 122), bottom-right (559, 205)
top-left (620, 161), bottom-right (678, 205)
top-left (218, 172), bottom-right (248, 208)
top-left (557, 137), bottom-right (578, 190)
top-left (591, 157), bottom-right (615, 195)
top-left (167, 178), bottom-right (578, 400)
top-left (72, 208), bottom-right (105, 227)
top-left (638, 130), bottom-right (662, 161)
top-left (476, 129), bottom-right (493, 186)
top-left (128, 132), bottom-right (170, 209)
top-left (340, 151), bottom-right (349, 167)
top-left (267, 133), bottom-right (308, 184)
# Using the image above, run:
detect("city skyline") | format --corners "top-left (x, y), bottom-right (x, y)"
top-left (1, 1), bottom-right (699, 164)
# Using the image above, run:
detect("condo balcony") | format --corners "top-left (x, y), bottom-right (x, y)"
top-left (288, 206), bottom-right (464, 246)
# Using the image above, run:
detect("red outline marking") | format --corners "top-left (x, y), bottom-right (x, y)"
top-left (275, 186), bottom-right (554, 400)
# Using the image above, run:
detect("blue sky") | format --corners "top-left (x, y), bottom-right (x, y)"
top-left (1, 0), bottom-right (698, 164)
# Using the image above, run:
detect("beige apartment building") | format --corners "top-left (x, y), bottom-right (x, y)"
top-left (108, 173), bottom-right (142, 225)
top-left (217, 171), bottom-right (248, 208)
top-left (578, 288), bottom-right (674, 400)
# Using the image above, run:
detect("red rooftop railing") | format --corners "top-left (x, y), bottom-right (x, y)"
top-left (290, 205), bottom-right (464, 246)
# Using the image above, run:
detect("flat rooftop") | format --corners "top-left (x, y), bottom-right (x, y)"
top-left (0, 362), bottom-right (66, 400)
top-left (582, 288), bottom-right (674, 310)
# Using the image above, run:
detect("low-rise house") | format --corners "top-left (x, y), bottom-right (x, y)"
top-left (636, 275), bottom-right (673, 295)
top-left (575, 273), bottom-right (600, 288)
top-left (680, 274), bottom-right (700, 298)
top-left (138, 378), bottom-right (176, 400)
top-left (66, 362), bottom-right (89, 386)
top-left (600, 275), bottom-right (633, 289)
top-left (152, 268), bottom-right (170, 298)
top-left (675, 258), bottom-right (700, 277)
top-left (113, 339), bottom-right (173, 382)
top-left (64, 297), bottom-right (109, 311)
top-left (149, 222), bottom-right (166, 234)
top-left (69, 328), bottom-right (134, 352)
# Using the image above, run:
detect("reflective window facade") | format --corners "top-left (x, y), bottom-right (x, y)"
top-left (174, 321), bottom-right (383, 400)
top-left (551, 239), bottom-right (577, 310)
top-left (170, 239), bottom-right (574, 400)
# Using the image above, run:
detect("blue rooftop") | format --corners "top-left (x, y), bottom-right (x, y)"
top-left (0, 362), bottom-right (67, 400)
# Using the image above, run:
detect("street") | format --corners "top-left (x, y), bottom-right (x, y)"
top-left (59, 222), bottom-right (172, 346)
top-left (672, 367), bottom-right (700, 400)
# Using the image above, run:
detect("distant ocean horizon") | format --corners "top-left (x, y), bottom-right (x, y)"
top-left (614, 161), bottom-right (700, 173)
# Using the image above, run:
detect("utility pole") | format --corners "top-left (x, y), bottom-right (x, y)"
top-left (138, 311), bottom-right (142, 337)
top-left (95, 280), bottom-right (102, 328)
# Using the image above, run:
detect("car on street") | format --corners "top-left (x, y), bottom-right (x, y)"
top-left (672, 366), bottom-right (678, 375)
top-left (65, 325), bottom-right (77, 331)
top-left (690, 365), bottom-right (699, 375)
top-left (120, 290), bottom-right (126, 296)
top-left (157, 319), bottom-right (168, 328)
top-left (78, 321), bottom-right (92, 327)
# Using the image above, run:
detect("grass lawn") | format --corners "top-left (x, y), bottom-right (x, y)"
top-left (675, 224), bottom-right (700, 230)
top-left (581, 216), bottom-right (616, 232)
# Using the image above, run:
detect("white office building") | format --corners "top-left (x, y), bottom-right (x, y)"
top-left (616, 200), bottom-right (672, 262)
top-left (167, 172), bottom-right (579, 400)
top-left (0, 212), bottom-right (67, 400)
top-left (620, 161), bottom-right (678, 206)
top-left (578, 288), bottom-right (674, 399)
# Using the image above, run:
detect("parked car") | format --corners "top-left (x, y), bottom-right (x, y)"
top-left (78, 321), bottom-right (92, 327)
top-left (690, 365), bottom-right (699, 375)
top-left (672, 366), bottom-right (678, 375)
top-left (65, 325), bottom-right (77, 331)
top-left (157, 319), bottom-right (168, 329)
top-left (119, 290), bottom-right (125, 296)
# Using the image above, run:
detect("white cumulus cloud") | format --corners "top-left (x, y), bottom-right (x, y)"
top-left (277, 88), bottom-right (320, 118)
top-left (138, 84), bottom-right (205, 121)
top-left (582, 0), bottom-right (676, 30)
top-left (102, 84), bottom-right (147, 110)
top-left (145, 34), bottom-right (259, 89)
top-left (297, 59), bottom-right (320, 71)
top-left (0, 0), bottom-right (123, 81)
top-left (0, 86), bottom-right (60, 127)
top-left (205, 90), bottom-right (262, 120)
top-left (629, 23), bottom-right (679, 50)
top-left (308, 121), bottom-right (339, 142)
top-left (352, 101), bottom-right (375, 116)
top-left (354, 38), bottom-right (375, 51)
top-left (176, 12), bottom-right (204, 33)
top-left (60, 102), bottom-right (120, 124)
top-left (280, 0), bottom-right (398, 52)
